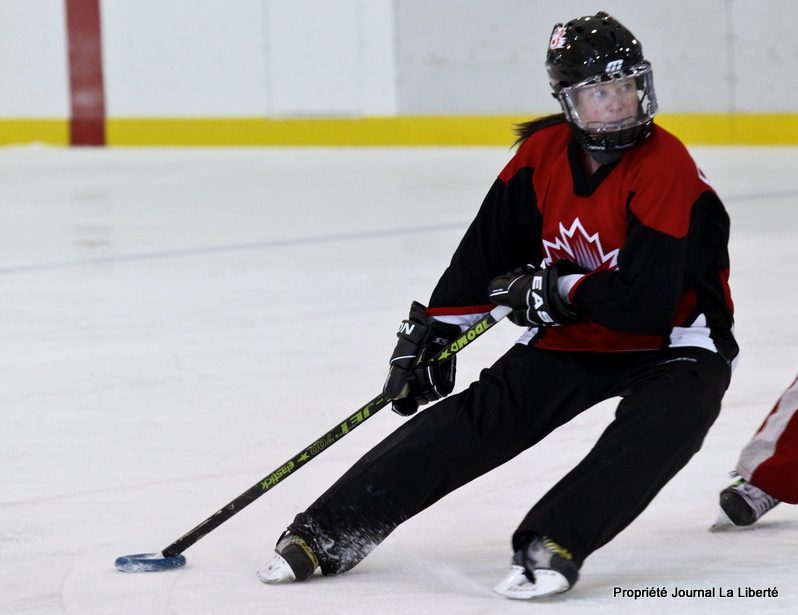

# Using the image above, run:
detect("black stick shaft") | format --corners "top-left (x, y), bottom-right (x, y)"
top-left (161, 305), bottom-right (510, 557)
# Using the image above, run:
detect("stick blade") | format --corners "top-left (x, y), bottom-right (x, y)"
top-left (115, 552), bottom-right (187, 572)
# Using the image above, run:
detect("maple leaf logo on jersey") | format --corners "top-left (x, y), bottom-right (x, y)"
top-left (542, 218), bottom-right (619, 271)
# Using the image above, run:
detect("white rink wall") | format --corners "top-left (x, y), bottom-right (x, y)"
top-left (2, 0), bottom-right (797, 119)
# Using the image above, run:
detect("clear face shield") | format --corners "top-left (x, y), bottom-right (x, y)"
top-left (559, 63), bottom-right (657, 139)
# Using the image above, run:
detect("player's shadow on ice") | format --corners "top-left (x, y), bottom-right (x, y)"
top-left (712, 519), bottom-right (794, 533)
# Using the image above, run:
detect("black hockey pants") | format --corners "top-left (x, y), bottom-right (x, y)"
top-left (288, 344), bottom-right (731, 573)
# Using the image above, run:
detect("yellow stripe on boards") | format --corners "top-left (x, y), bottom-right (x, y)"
top-left (98, 114), bottom-right (798, 146)
top-left (0, 119), bottom-right (69, 146)
top-left (104, 116), bottom-right (529, 146)
top-left (655, 114), bottom-right (798, 146)
top-left (2, 114), bottom-right (798, 147)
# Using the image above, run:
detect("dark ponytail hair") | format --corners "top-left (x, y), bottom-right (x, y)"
top-left (513, 113), bottom-right (566, 148)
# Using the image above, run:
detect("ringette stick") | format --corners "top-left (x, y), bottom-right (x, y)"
top-left (115, 305), bottom-right (511, 572)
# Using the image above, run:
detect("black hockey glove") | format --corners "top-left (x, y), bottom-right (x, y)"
top-left (383, 301), bottom-right (461, 417)
top-left (487, 262), bottom-right (584, 327)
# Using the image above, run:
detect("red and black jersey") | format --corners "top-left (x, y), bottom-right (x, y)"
top-left (427, 118), bottom-right (738, 362)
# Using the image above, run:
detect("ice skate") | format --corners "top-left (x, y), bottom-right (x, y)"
top-left (493, 536), bottom-right (579, 599)
top-left (710, 475), bottom-right (780, 531)
top-left (257, 532), bottom-right (319, 583)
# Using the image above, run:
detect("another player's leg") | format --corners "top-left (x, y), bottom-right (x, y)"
top-left (712, 474), bottom-right (780, 529)
top-left (711, 373), bottom-right (798, 529)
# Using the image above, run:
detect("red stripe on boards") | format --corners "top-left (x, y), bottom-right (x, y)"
top-left (65, 0), bottom-right (106, 146)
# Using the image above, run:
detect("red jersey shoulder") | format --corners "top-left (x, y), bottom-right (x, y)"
top-left (626, 125), bottom-right (716, 238)
top-left (498, 122), bottom-right (571, 183)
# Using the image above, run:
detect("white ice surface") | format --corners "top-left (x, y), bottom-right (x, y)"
top-left (1, 145), bottom-right (796, 614)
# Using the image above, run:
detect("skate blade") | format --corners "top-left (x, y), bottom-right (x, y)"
top-left (709, 507), bottom-right (737, 532)
top-left (257, 553), bottom-right (296, 584)
top-left (493, 565), bottom-right (570, 599)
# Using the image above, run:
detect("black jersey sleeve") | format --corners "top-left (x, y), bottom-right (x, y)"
top-left (428, 167), bottom-right (543, 311)
top-left (572, 188), bottom-right (730, 336)
top-left (571, 206), bottom-right (686, 334)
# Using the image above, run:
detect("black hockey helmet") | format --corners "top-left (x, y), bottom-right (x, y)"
top-left (546, 12), bottom-right (657, 157)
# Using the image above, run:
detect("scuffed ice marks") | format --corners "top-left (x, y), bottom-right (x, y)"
top-left (290, 511), bottom-right (391, 576)
top-left (316, 524), bottom-right (384, 575)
